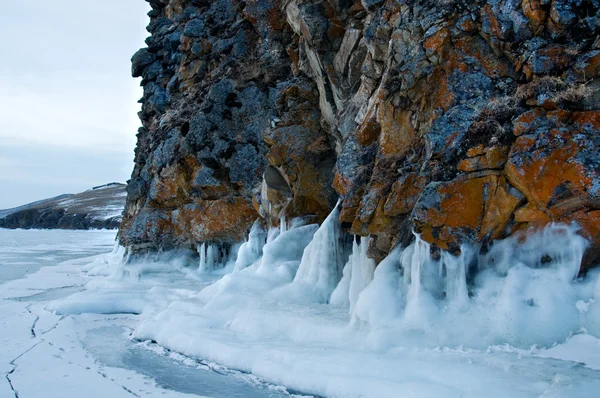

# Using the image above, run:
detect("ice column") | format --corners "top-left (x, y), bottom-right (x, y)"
top-left (234, 220), bottom-right (267, 272)
top-left (198, 243), bottom-right (223, 273)
top-left (330, 237), bottom-right (376, 312)
top-left (403, 235), bottom-right (437, 323)
top-left (293, 201), bottom-right (345, 303)
top-left (441, 247), bottom-right (473, 310)
top-left (280, 215), bottom-right (287, 235)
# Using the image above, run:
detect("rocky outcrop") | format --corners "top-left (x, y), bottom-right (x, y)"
top-left (121, 0), bottom-right (338, 252)
top-left (122, 0), bottom-right (600, 271)
top-left (0, 183), bottom-right (126, 230)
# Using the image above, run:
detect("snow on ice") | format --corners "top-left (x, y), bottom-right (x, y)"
top-left (2, 210), bottom-right (600, 397)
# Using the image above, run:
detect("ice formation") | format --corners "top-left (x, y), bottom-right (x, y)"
top-left (256, 223), bottom-right (318, 275)
top-left (234, 220), bottom-right (267, 272)
top-left (292, 202), bottom-right (347, 303)
top-left (348, 223), bottom-right (596, 347)
top-left (198, 243), bottom-right (239, 273)
top-left (97, 200), bottom-right (600, 350)
top-left (110, 203), bottom-right (598, 347)
top-left (330, 236), bottom-right (376, 313)
top-left (39, 214), bottom-right (600, 397)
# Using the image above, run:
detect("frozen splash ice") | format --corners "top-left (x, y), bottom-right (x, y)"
top-left (402, 235), bottom-right (439, 328)
top-left (441, 246), bottom-right (474, 311)
top-left (255, 223), bottom-right (318, 275)
top-left (279, 215), bottom-right (287, 235)
top-left (350, 223), bottom-right (598, 347)
top-left (43, 229), bottom-right (600, 398)
top-left (351, 244), bottom-right (405, 327)
top-left (330, 236), bottom-right (376, 312)
top-left (198, 243), bottom-right (239, 274)
top-left (191, 210), bottom-right (597, 346)
top-left (116, 202), bottom-right (600, 348)
top-left (234, 220), bottom-right (267, 272)
top-left (292, 201), bottom-right (346, 303)
top-left (481, 222), bottom-right (588, 281)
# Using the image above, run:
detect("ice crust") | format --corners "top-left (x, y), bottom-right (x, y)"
top-left (48, 210), bottom-right (600, 397)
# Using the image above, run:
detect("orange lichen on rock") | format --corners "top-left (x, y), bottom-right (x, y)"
top-left (505, 131), bottom-right (591, 209)
top-left (458, 146), bottom-right (509, 172)
top-left (377, 103), bottom-right (416, 158)
top-left (480, 176), bottom-right (524, 239)
top-left (514, 202), bottom-right (551, 225)
top-left (522, 0), bottom-right (548, 33)
top-left (367, 198), bottom-right (394, 235)
top-left (413, 173), bottom-right (523, 248)
top-left (180, 197), bottom-right (257, 243)
top-left (513, 108), bottom-right (546, 136)
top-left (503, 110), bottom-right (600, 246)
top-left (467, 144), bottom-right (487, 157)
top-left (384, 173), bottom-right (429, 216)
top-left (423, 27), bottom-right (450, 62)
top-left (357, 109), bottom-right (381, 146)
top-left (149, 163), bottom-right (190, 205)
top-left (452, 35), bottom-right (515, 78)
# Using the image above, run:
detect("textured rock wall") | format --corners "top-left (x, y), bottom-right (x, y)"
top-left (122, 0), bottom-right (600, 271)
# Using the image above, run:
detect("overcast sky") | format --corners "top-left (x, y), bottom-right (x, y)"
top-left (0, 1), bottom-right (151, 208)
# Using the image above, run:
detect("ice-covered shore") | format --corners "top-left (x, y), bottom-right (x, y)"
top-left (0, 230), bottom-right (294, 398)
top-left (44, 209), bottom-right (600, 398)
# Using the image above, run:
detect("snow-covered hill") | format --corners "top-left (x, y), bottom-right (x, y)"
top-left (0, 183), bottom-right (126, 230)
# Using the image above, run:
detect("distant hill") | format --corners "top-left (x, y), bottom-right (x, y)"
top-left (0, 183), bottom-right (126, 230)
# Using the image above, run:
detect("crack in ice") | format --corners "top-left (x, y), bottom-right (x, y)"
top-left (25, 305), bottom-right (39, 338)
top-left (5, 368), bottom-right (18, 398)
top-left (4, 341), bottom-right (43, 398)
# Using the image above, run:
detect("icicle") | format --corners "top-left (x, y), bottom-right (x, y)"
top-left (110, 240), bottom-right (120, 255)
top-left (199, 243), bottom-right (205, 267)
top-left (266, 225), bottom-right (280, 243)
top-left (332, 236), bottom-right (377, 312)
top-left (330, 252), bottom-right (353, 307)
top-left (408, 235), bottom-right (428, 302)
top-left (404, 234), bottom-right (436, 323)
top-left (400, 242), bottom-right (414, 291)
top-left (198, 243), bottom-right (219, 273)
top-left (280, 215), bottom-right (287, 235)
top-left (441, 247), bottom-right (472, 311)
top-left (234, 220), bottom-right (266, 272)
top-left (351, 245), bottom-right (405, 326)
top-left (293, 201), bottom-right (344, 303)
top-left (206, 245), bottom-right (215, 272)
top-left (198, 243), bottom-right (206, 273)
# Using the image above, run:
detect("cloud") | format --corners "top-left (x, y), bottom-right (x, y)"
top-left (0, 142), bottom-right (134, 208)
top-left (0, 0), bottom-right (150, 208)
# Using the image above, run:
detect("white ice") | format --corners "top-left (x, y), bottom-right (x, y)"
top-left (3, 216), bottom-right (600, 397)
top-left (0, 230), bottom-right (292, 398)
top-left (330, 236), bottom-right (376, 314)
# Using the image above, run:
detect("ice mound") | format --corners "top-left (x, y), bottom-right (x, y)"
top-left (330, 236), bottom-right (376, 312)
top-left (352, 224), bottom-right (597, 347)
top-left (48, 209), bottom-right (600, 397)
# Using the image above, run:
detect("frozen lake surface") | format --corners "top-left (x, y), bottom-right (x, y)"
top-left (2, 226), bottom-right (600, 397)
top-left (0, 229), bottom-right (296, 398)
top-left (0, 229), bottom-right (116, 285)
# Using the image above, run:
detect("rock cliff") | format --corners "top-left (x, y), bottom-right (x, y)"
top-left (121, 0), bottom-right (600, 271)
top-left (0, 183), bottom-right (126, 230)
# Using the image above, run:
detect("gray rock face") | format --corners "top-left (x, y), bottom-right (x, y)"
top-left (120, 0), bottom-right (338, 252)
top-left (183, 18), bottom-right (205, 38)
top-left (131, 49), bottom-right (156, 77)
top-left (122, 0), bottom-right (600, 270)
